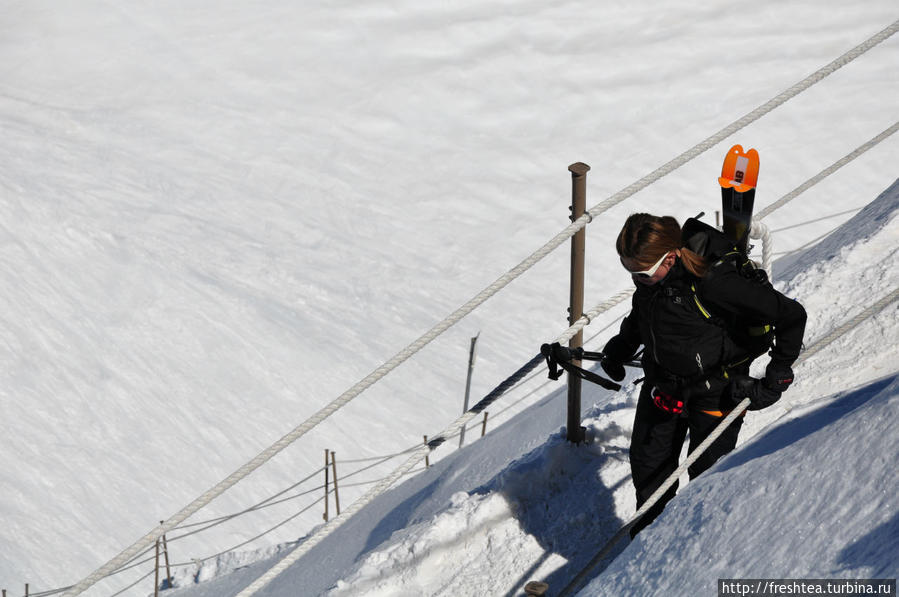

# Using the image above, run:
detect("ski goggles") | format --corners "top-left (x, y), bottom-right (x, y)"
top-left (628, 251), bottom-right (671, 279)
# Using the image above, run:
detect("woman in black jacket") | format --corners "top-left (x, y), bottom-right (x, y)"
top-left (600, 213), bottom-right (807, 537)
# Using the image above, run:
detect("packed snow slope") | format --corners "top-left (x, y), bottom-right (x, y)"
top-left (169, 181), bottom-right (899, 597)
top-left (1, 0), bottom-right (897, 595)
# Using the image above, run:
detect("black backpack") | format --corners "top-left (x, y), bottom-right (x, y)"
top-left (681, 217), bottom-right (774, 368)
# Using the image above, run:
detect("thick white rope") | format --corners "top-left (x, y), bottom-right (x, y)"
top-left (234, 289), bottom-right (634, 596)
top-left (557, 286), bottom-right (899, 597)
top-left (61, 19), bottom-right (899, 597)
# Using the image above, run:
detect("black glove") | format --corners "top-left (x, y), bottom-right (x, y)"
top-left (764, 362), bottom-right (794, 393)
top-left (730, 374), bottom-right (782, 411)
top-left (600, 357), bottom-right (626, 381)
top-left (600, 335), bottom-right (631, 381)
top-left (544, 343), bottom-right (582, 363)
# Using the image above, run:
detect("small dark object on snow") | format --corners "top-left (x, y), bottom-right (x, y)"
top-left (525, 580), bottom-right (549, 596)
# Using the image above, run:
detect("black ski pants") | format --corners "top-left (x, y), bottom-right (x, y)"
top-left (628, 381), bottom-right (744, 537)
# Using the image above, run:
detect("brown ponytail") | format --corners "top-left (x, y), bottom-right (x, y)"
top-left (678, 246), bottom-right (709, 277)
top-left (616, 213), bottom-right (709, 277)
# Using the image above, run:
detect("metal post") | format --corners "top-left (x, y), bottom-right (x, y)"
top-left (567, 162), bottom-right (590, 444)
top-left (423, 436), bottom-right (430, 468)
top-left (481, 412), bottom-right (489, 437)
top-left (330, 451), bottom-right (341, 516)
top-left (459, 332), bottom-right (480, 448)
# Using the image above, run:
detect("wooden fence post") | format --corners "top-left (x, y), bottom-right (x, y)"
top-left (459, 333), bottom-right (480, 448)
top-left (481, 412), bottom-right (489, 437)
top-left (161, 521), bottom-right (173, 589)
top-left (323, 449), bottom-right (330, 521)
top-left (330, 451), bottom-right (341, 516)
top-left (423, 436), bottom-right (430, 468)
top-left (154, 538), bottom-right (161, 597)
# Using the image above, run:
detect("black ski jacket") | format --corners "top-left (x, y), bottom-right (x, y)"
top-left (604, 259), bottom-right (807, 397)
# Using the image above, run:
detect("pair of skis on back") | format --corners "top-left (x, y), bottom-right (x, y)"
top-left (718, 143), bottom-right (760, 253)
top-left (526, 143), bottom-right (762, 597)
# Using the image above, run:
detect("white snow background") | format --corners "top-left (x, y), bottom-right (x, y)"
top-left (1, 1), bottom-right (897, 596)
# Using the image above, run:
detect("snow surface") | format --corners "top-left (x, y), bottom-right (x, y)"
top-left (1, 1), bottom-right (897, 596)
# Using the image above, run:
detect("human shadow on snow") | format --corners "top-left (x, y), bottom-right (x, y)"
top-left (481, 409), bottom-right (633, 595)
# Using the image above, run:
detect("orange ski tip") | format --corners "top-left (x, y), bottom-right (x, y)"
top-left (719, 144), bottom-right (759, 189)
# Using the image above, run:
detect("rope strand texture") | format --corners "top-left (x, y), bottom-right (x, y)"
top-left (61, 18), bottom-right (899, 597)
